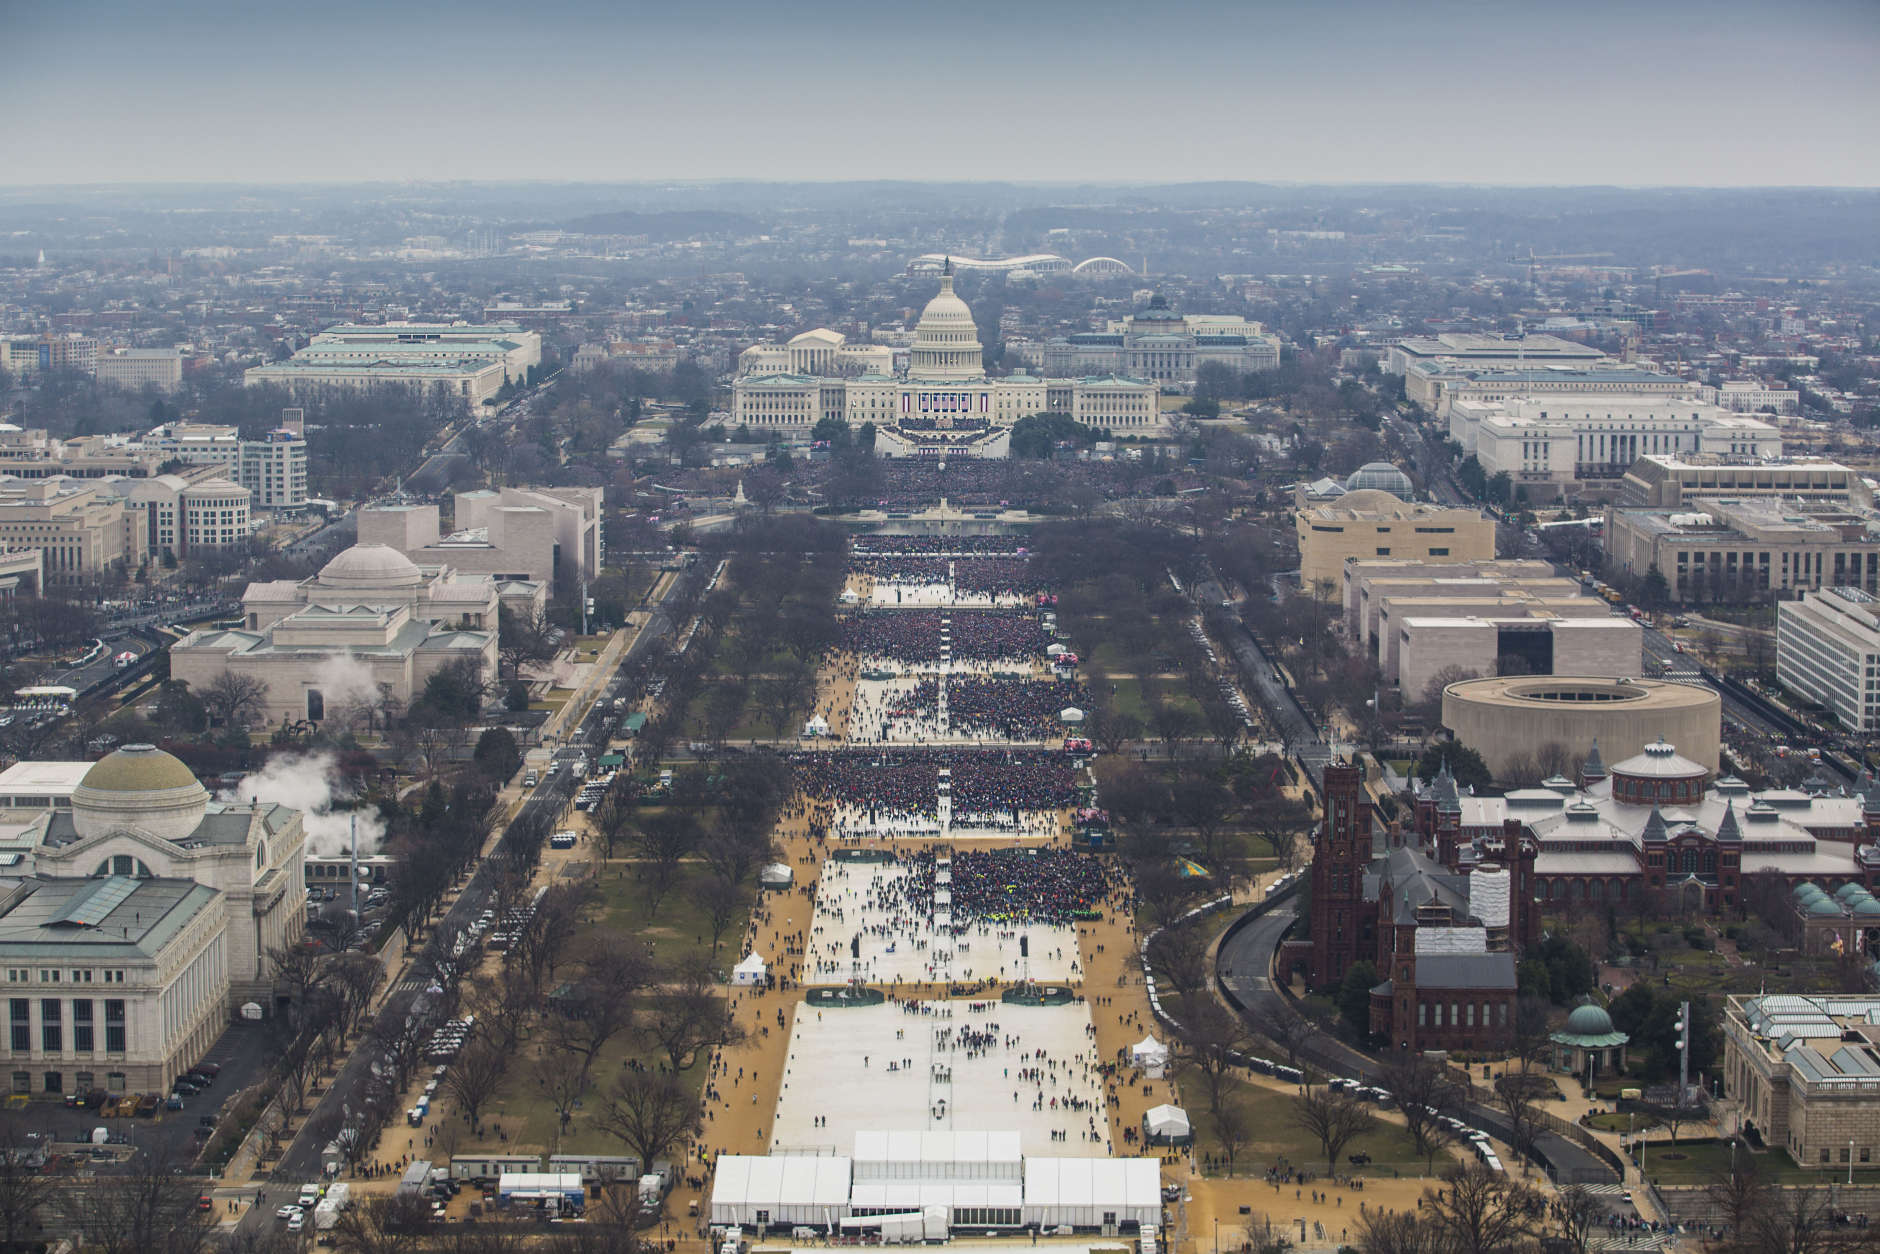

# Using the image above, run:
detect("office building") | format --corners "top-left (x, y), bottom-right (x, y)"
top-left (1032, 295), bottom-right (1281, 383)
top-left (1777, 588), bottom-right (1880, 733)
top-left (244, 322), bottom-right (540, 406)
top-left (141, 420), bottom-right (307, 511)
top-left (0, 335), bottom-right (98, 380)
top-left (359, 485), bottom-right (603, 595)
top-left (1407, 365), bottom-right (1697, 417)
top-left (0, 480), bottom-right (146, 586)
top-left (0, 429), bottom-right (166, 481)
top-left (1619, 455), bottom-right (1870, 510)
top-left (1390, 614), bottom-right (1640, 704)
top-left (1295, 489), bottom-right (1496, 596)
top-left (1449, 396), bottom-right (1780, 501)
top-left (1604, 498), bottom-right (1880, 602)
top-left (93, 349), bottom-right (184, 393)
top-left (1707, 381), bottom-right (1800, 415)
top-left (0, 743), bottom-right (308, 1094)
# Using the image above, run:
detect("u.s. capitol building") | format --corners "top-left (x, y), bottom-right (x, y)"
top-left (732, 266), bottom-right (1159, 457)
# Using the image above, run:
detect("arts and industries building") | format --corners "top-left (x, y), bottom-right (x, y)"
top-left (1302, 743), bottom-right (1880, 1058)
top-left (1006, 295), bottom-right (1281, 384)
top-left (1723, 994), bottom-right (1880, 1170)
top-left (1447, 395), bottom-right (1781, 502)
top-left (0, 743), bottom-right (307, 1095)
top-left (358, 485), bottom-right (603, 595)
top-left (244, 323), bottom-right (542, 406)
top-left (171, 543), bottom-right (543, 726)
top-left (733, 271), bottom-right (1158, 456)
top-left (1294, 470), bottom-right (1496, 595)
top-left (1778, 588), bottom-right (1880, 733)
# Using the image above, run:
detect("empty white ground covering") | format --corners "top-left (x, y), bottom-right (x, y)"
top-left (867, 580), bottom-right (1029, 609)
top-left (771, 1000), bottom-right (1110, 1157)
top-left (806, 857), bottom-right (1078, 984)
top-left (848, 677), bottom-right (943, 745)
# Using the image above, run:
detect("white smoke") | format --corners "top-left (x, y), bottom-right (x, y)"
top-left (221, 750), bottom-right (385, 859)
top-left (311, 654), bottom-right (383, 716)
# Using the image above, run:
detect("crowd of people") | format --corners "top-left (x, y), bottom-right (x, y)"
top-left (945, 674), bottom-right (1090, 740)
top-left (838, 609), bottom-right (1051, 664)
top-left (951, 557), bottom-right (1039, 597)
top-left (852, 536), bottom-right (1030, 556)
top-left (941, 846), bottom-right (1116, 926)
top-left (852, 555), bottom-right (950, 584)
top-left (788, 749), bottom-right (1078, 818)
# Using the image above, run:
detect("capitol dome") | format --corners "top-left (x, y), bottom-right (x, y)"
top-left (71, 744), bottom-right (210, 842)
top-left (1345, 462), bottom-right (1414, 496)
top-left (318, 543), bottom-right (423, 589)
top-left (907, 266), bottom-right (985, 383)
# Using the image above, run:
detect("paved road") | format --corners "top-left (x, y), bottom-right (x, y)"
top-left (1196, 575), bottom-right (1332, 785)
top-left (242, 567), bottom-right (694, 1224)
top-left (1215, 902), bottom-right (1620, 1187)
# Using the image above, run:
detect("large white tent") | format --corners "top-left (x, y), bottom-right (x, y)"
top-left (732, 954), bottom-right (768, 986)
top-left (759, 863), bottom-right (794, 890)
top-left (852, 1130), bottom-right (1023, 1182)
top-left (709, 1156), bottom-right (852, 1228)
top-left (1142, 1104), bottom-right (1192, 1146)
top-left (1130, 1036), bottom-right (1170, 1079)
top-left (1021, 1158), bottom-right (1161, 1229)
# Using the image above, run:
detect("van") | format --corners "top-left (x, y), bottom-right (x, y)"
top-left (523, 771), bottom-right (539, 788)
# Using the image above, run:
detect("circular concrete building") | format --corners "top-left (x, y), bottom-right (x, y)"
top-left (1441, 676), bottom-right (1721, 782)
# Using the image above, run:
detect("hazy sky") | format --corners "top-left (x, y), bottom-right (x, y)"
top-left (5, 0), bottom-right (1877, 187)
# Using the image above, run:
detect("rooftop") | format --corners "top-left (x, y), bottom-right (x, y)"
top-left (0, 876), bottom-right (218, 959)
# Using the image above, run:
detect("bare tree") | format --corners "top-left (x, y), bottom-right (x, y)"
top-left (534, 1037), bottom-right (590, 1149)
top-left (330, 1192), bottom-right (434, 1254)
top-left (1704, 1145), bottom-right (1766, 1244)
top-left (1175, 997), bottom-right (1253, 1115)
top-left (1422, 1164), bottom-right (1543, 1254)
top-left (1492, 1071), bottom-right (1547, 1163)
top-left (1352, 1206), bottom-right (1443, 1254)
top-left (0, 1113), bottom-right (60, 1249)
top-left (442, 1038), bottom-right (509, 1132)
top-left (200, 669), bottom-right (268, 729)
top-left (1554, 1184), bottom-right (1604, 1254)
top-left (57, 1144), bottom-right (216, 1254)
top-left (1291, 1086), bottom-right (1376, 1174)
top-left (1213, 1097), bottom-right (1252, 1175)
top-left (643, 961), bottom-right (743, 1073)
top-left (598, 1069), bottom-right (703, 1171)
top-left (556, 935), bottom-right (653, 1076)
top-left (1146, 921), bottom-right (1210, 1003)
top-left (1381, 1055), bottom-right (1461, 1172)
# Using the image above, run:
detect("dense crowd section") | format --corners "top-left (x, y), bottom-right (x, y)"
top-left (839, 609), bottom-right (1051, 663)
top-left (945, 675), bottom-right (1091, 740)
top-left (902, 847), bottom-right (1114, 926)
top-left (791, 748), bottom-right (1077, 815)
top-left (851, 555), bottom-right (950, 583)
top-left (951, 557), bottom-right (1041, 597)
top-left (852, 536), bottom-right (1031, 556)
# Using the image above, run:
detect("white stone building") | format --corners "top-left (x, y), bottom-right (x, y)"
top-left (1450, 396), bottom-right (1780, 501)
top-left (733, 271), bottom-right (1158, 452)
top-left (171, 544), bottom-right (536, 726)
top-left (0, 743), bottom-right (308, 1094)
top-left (1034, 295), bottom-right (1281, 383)
top-left (94, 349), bottom-right (184, 393)
top-left (359, 485), bottom-right (603, 595)
top-left (1777, 587), bottom-right (1880, 733)
top-left (245, 322), bottom-right (541, 405)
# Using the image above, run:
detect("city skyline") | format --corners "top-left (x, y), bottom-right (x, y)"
top-left (2, 0), bottom-right (1876, 188)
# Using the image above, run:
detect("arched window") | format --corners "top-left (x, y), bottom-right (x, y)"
top-left (91, 855), bottom-right (152, 879)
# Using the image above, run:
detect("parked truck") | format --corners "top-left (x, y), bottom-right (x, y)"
top-left (313, 1182), bottom-right (351, 1231)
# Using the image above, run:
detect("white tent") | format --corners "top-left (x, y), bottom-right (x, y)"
top-left (1021, 1158), bottom-right (1160, 1229)
top-left (1131, 1035), bottom-right (1170, 1078)
top-left (1046, 644), bottom-right (1068, 657)
top-left (240, 1002), bottom-right (264, 1021)
top-left (759, 863), bottom-right (793, 890)
top-left (1059, 707), bottom-right (1086, 724)
top-left (804, 714), bottom-right (831, 737)
top-left (732, 954), bottom-right (768, 986)
top-left (709, 1155), bottom-right (852, 1228)
top-left (1142, 1104), bottom-right (1192, 1145)
top-left (851, 1130), bottom-right (1022, 1183)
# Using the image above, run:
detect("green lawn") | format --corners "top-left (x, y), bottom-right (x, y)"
top-left (1107, 676), bottom-right (1203, 726)
top-left (1634, 1140), bottom-right (1880, 1186)
top-left (1193, 1077), bottom-right (1463, 1179)
top-left (593, 861), bottom-right (752, 969)
top-left (677, 679), bottom-right (789, 744)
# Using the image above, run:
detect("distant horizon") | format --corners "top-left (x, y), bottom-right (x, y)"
top-left (3, 178), bottom-right (1880, 192)
top-left (3, 0), bottom-right (1872, 188)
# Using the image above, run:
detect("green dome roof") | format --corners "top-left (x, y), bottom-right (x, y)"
top-left (1809, 898), bottom-right (1844, 916)
top-left (1837, 883), bottom-right (1866, 902)
top-left (1565, 1004), bottom-right (1614, 1036)
top-left (1854, 899), bottom-right (1880, 918)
